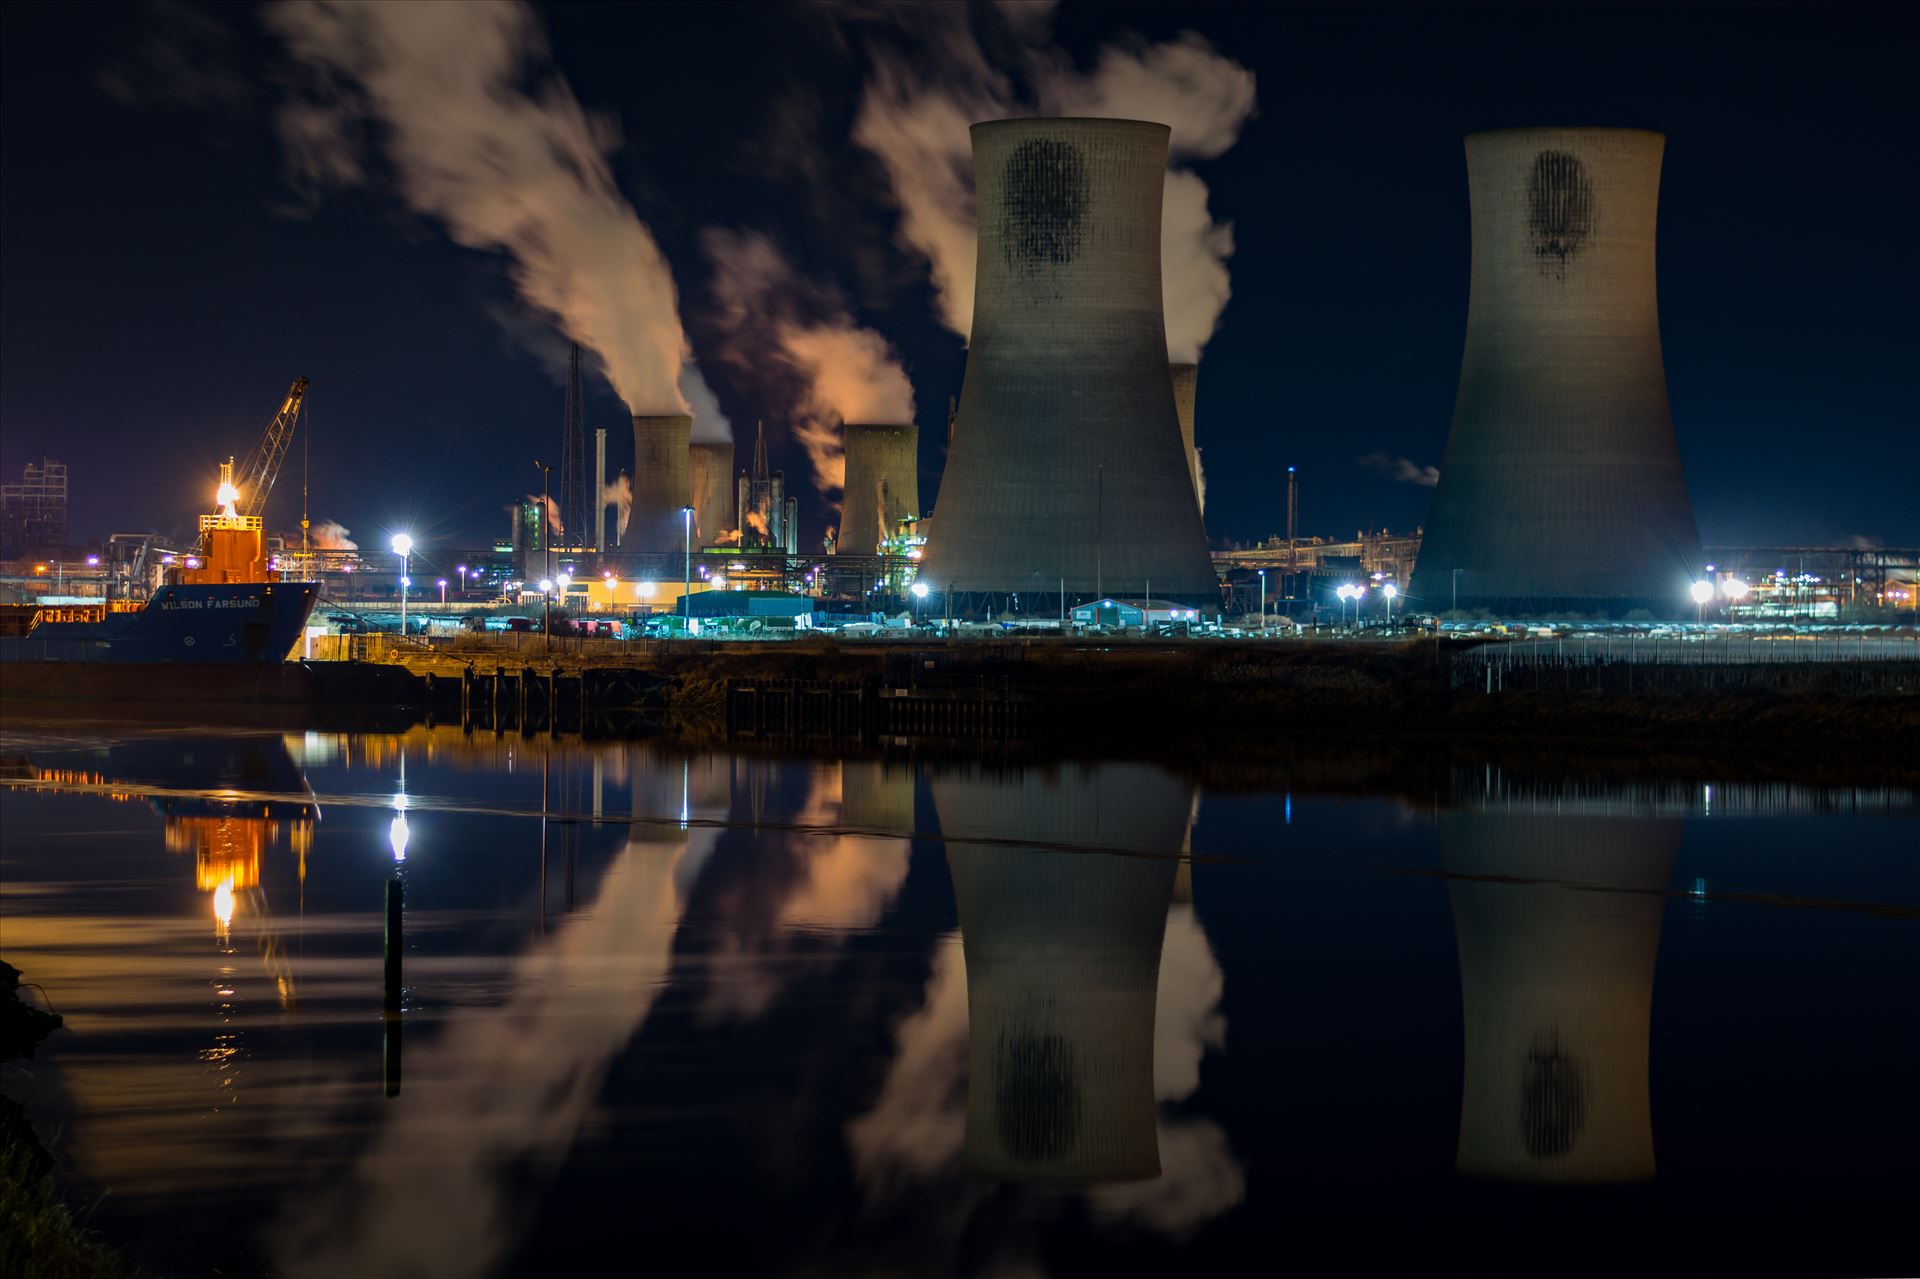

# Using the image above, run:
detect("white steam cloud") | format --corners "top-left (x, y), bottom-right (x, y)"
top-left (702, 229), bottom-right (915, 505)
top-left (311, 519), bottom-right (357, 551)
top-left (851, 15), bottom-right (1255, 362)
top-left (529, 492), bottom-right (564, 538)
top-left (600, 473), bottom-right (632, 540)
top-left (270, 0), bottom-right (727, 435)
top-left (1360, 451), bottom-right (1440, 487)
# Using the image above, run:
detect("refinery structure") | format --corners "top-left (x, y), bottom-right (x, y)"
top-left (13, 117), bottom-right (1920, 633)
top-left (1408, 129), bottom-right (1704, 617)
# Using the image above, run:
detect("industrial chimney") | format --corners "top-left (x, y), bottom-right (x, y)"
top-left (837, 423), bottom-right (920, 555)
top-left (933, 762), bottom-right (1187, 1182)
top-left (688, 442), bottom-right (734, 545)
top-left (629, 414), bottom-right (692, 555)
top-left (919, 118), bottom-right (1218, 608)
top-left (1409, 129), bottom-right (1702, 616)
top-left (1168, 363), bottom-right (1201, 511)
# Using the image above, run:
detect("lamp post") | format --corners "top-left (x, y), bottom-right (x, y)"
top-left (391, 533), bottom-right (413, 636)
top-left (681, 506), bottom-right (694, 629)
top-left (1691, 579), bottom-right (1713, 625)
top-left (457, 564), bottom-right (468, 597)
top-left (438, 578), bottom-right (448, 606)
top-left (1383, 583), bottom-right (1398, 631)
top-left (1257, 570), bottom-right (1266, 636)
top-left (912, 579), bottom-right (929, 624)
top-left (1352, 584), bottom-right (1367, 632)
top-left (1335, 584), bottom-right (1350, 629)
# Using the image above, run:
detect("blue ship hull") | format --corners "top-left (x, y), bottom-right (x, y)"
top-left (0, 583), bottom-right (319, 664)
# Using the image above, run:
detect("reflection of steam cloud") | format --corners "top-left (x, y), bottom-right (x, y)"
top-left (1445, 814), bottom-right (1677, 1183)
top-left (936, 765), bottom-right (1186, 1183)
top-left (274, 755), bottom-right (705, 1278)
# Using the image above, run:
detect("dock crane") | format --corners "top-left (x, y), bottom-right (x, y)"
top-left (235, 377), bottom-right (309, 524)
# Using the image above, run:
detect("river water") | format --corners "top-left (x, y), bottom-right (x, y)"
top-left (2, 725), bottom-right (1915, 1276)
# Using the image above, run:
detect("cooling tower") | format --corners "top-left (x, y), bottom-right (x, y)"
top-left (1169, 363), bottom-right (1201, 509)
top-left (1445, 813), bottom-right (1676, 1182)
top-left (1409, 129), bottom-right (1702, 617)
top-left (933, 762), bottom-right (1188, 1182)
top-left (919, 118), bottom-right (1218, 607)
top-left (629, 415), bottom-right (692, 555)
top-left (688, 441), bottom-right (734, 545)
top-left (837, 423), bottom-right (920, 555)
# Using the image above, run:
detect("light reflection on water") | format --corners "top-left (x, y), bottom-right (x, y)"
top-left (1, 726), bottom-right (1916, 1276)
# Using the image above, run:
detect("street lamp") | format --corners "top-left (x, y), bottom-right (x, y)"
top-left (911, 579), bottom-right (929, 623)
top-left (1257, 569), bottom-right (1266, 636)
top-left (1383, 583), bottom-right (1398, 631)
top-left (1335, 583), bottom-right (1352, 629)
top-left (1723, 576), bottom-right (1749, 621)
top-left (391, 533), bottom-right (413, 636)
top-left (1691, 579), bottom-right (1714, 624)
top-left (457, 564), bottom-right (468, 597)
top-left (681, 506), bottom-right (694, 628)
top-left (438, 578), bottom-right (448, 606)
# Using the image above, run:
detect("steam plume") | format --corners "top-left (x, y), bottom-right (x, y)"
top-left (1360, 451), bottom-right (1440, 487)
top-left (851, 16), bottom-right (1255, 362)
top-left (311, 519), bottom-right (357, 551)
top-left (600, 472), bottom-right (632, 540)
top-left (270, 0), bottom-right (727, 433)
top-left (702, 229), bottom-right (915, 504)
top-left (529, 493), bottom-right (564, 537)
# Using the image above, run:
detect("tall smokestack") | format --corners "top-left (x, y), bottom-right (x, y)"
top-left (594, 427), bottom-right (608, 553)
top-left (736, 471), bottom-right (750, 541)
top-left (629, 415), bottom-right (692, 554)
top-left (688, 442), bottom-right (734, 544)
top-left (920, 119), bottom-right (1216, 607)
top-left (1168, 363), bottom-right (1200, 510)
top-left (770, 470), bottom-right (786, 548)
top-left (1409, 128), bottom-right (1702, 616)
top-left (838, 423), bottom-right (920, 555)
top-left (783, 497), bottom-right (798, 555)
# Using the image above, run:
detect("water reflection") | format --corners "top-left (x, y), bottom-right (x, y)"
top-left (1444, 813), bottom-right (1677, 1183)
top-left (0, 729), bottom-right (1912, 1275)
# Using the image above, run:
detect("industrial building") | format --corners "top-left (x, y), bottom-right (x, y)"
top-left (917, 118), bottom-right (1218, 610)
top-left (1169, 363), bottom-right (1201, 509)
top-left (0, 455), bottom-right (69, 557)
top-left (689, 441), bottom-right (734, 545)
top-left (1409, 128), bottom-right (1703, 617)
top-left (836, 422), bottom-right (919, 556)
top-left (629, 413), bottom-right (693, 555)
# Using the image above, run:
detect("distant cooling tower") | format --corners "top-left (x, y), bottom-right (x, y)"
top-left (1169, 363), bottom-right (1201, 509)
top-left (688, 441), bottom-right (734, 545)
top-left (934, 762), bottom-right (1187, 1182)
top-left (1409, 129), bottom-right (1703, 617)
top-left (1446, 812), bottom-right (1676, 1182)
top-left (837, 423), bottom-right (920, 555)
top-left (920, 119), bottom-right (1217, 607)
top-left (629, 415), bottom-right (692, 554)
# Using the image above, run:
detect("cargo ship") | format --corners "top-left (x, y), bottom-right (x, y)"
top-left (1, 451), bottom-right (322, 705)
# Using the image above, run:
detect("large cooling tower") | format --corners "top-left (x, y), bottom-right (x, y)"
top-left (934, 762), bottom-right (1188, 1182)
top-left (836, 423), bottom-right (920, 555)
top-left (1446, 813), bottom-right (1676, 1182)
top-left (1409, 129), bottom-right (1703, 617)
top-left (688, 441), bottom-right (734, 544)
top-left (1169, 363), bottom-right (1201, 509)
top-left (630, 415), bottom-right (692, 555)
top-left (919, 119), bottom-right (1218, 607)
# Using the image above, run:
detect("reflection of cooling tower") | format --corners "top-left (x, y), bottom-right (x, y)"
top-left (1169, 363), bottom-right (1200, 509)
top-left (1409, 130), bottom-right (1702, 617)
top-left (934, 763), bottom-right (1190, 1182)
top-left (837, 424), bottom-right (919, 556)
top-left (839, 759), bottom-right (915, 835)
top-left (630, 415), bottom-right (692, 553)
top-left (688, 442), bottom-right (734, 544)
top-left (919, 119), bottom-right (1217, 604)
top-left (1445, 813), bottom-right (1677, 1182)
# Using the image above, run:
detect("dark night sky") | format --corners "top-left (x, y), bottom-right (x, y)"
top-left (2, 1), bottom-right (1914, 564)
